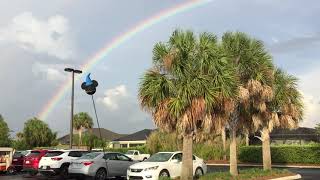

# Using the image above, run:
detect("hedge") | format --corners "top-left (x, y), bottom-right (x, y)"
top-left (239, 145), bottom-right (320, 164)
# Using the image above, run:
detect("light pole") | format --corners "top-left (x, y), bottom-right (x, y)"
top-left (64, 68), bottom-right (82, 149)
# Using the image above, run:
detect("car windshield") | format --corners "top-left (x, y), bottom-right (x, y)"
top-left (44, 151), bottom-right (64, 157)
top-left (126, 150), bottom-right (135, 155)
top-left (145, 153), bottom-right (173, 162)
top-left (79, 152), bottom-right (101, 159)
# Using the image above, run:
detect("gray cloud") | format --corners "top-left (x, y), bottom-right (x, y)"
top-left (268, 33), bottom-right (320, 53)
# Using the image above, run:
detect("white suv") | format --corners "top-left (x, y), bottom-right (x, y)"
top-left (38, 149), bottom-right (87, 178)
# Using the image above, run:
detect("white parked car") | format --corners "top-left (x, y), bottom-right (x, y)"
top-left (127, 151), bottom-right (207, 180)
top-left (38, 149), bottom-right (87, 178)
top-left (125, 150), bottom-right (150, 161)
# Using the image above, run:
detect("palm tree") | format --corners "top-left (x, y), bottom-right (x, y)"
top-left (139, 30), bottom-right (237, 180)
top-left (221, 32), bottom-right (274, 176)
top-left (73, 112), bottom-right (93, 147)
top-left (258, 69), bottom-right (303, 170)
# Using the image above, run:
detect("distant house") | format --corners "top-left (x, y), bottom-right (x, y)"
top-left (58, 128), bottom-right (126, 145)
top-left (250, 127), bottom-right (320, 145)
top-left (111, 129), bottom-right (155, 148)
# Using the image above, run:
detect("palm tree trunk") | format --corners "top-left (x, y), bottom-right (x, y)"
top-left (229, 127), bottom-right (238, 176)
top-left (245, 129), bottom-right (249, 146)
top-left (181, 134), bottom-right (193, 180)
top-left (221, 125), bottom-right (227, 160)
top-left (262, 127), bottom-right (271, 170)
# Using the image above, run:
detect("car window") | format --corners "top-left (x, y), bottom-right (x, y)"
top-left (45, 151), bottom-right (64, 157)
top-left (79, 152), bottom-right (101, 159)
top-left (104, 153), bottom-right (117, 160)
top-left (68, 151), bottom-right (86, 157)
top-left (172, 153), bottom-right (182, 162)
top-left (193, 155), bottom-right (196, 160)
top-left (13, 152), bottom-right (23, 158)
top-left (117, 154), bottom-right (130, 161)
top-left (134, 152), bottom-right (138, 155)
top-left (126, 151), bottom-right (134, 155)
top-left (28, 151), bottom-right (40, 156)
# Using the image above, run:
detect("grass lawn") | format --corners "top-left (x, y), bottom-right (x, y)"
top-left (200, 168), bottom-right (295, 180)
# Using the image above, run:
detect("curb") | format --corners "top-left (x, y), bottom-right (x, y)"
top-left (206, 163), bottom-right (320, 169)
top-left (270, 174), bottom-right (302, 180)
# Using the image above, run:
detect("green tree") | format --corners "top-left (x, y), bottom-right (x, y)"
top-left (73, 112), bottom-right (93, 147)
top-left (221, 32), bottom-right (274, 176)
top-left (258, 69), bottom-right (303, 170)
top-left (0, 115), bottom-right (11, 146)
top-left (139, 30), bottom-right (237, 180)
top-left (23, 117), bottom-right (57, 148)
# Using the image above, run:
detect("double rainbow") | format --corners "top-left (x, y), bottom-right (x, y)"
top-left (38, 0), bottom-right (212, 120)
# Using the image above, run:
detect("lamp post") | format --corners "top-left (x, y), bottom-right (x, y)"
top-left (64, 68), bottom-right (82, 149)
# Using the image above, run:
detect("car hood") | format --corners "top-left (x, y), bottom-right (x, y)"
top-left (129, 161), bottom-right (165, 169)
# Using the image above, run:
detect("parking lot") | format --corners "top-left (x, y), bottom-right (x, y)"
top-left (1, 165), bottom-right (320, 180)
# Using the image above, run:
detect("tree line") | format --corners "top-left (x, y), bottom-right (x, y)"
top-left (138, 30), bottom-right (303, 179)
top-left (0, 112), bottom-right (102, 149)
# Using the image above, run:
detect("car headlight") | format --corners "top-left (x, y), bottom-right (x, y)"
top-left (144, 166), bottom-right (159, 171)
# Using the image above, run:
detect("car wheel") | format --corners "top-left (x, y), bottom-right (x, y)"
top-left (95, 168), bottom-right (107, 180)
top-left (159, 170), bottom-right (170, 178)
top-left (59, 164), bottom-right (69, 179)
top-left (7, 167), bottom-right (16, 175)
top-left (195, 167), bottom-right (204, 178)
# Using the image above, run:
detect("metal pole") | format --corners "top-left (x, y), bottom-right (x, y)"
top-left (70, 71), bottom-right (75, 149)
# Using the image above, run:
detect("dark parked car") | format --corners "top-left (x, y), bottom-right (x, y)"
top-left (23, 150), bottom-right (48, 176)
top-left (7, 151), bottom-right (25, 174)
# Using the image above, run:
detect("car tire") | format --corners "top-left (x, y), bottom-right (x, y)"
top-left (94, 168), bottom-right (107, 180)
top-left (7, 167), bottom-right (16, 175)
top-left (159, 170), bottom-right (170, 178)
top-left (59, 164), bottom-right (69, 179)
top-left (195, 167), bottom-right (204, 178)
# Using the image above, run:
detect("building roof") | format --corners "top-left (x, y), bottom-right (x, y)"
top-left (58, 128), bottom-right (126, 144)
top-left (270, 127), bottom-right (319, 141)
top-left (113, 129), bottom-right (155, 141)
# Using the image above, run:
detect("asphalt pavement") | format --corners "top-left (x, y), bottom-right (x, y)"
top-left (1, 165), bottom-right (319, 179)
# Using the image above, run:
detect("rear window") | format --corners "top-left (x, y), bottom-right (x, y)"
top-left (44, 151), bottom-right (64, 157)
top-left (28, 151), bottom-right (41, 156)
top-left (13, 152), bottom-right (23, 158)
top-left (68, 151), bottom-right (87, 157)
top-left (79, 152), bottom-right (101, 159)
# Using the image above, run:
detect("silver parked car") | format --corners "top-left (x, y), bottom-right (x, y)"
top-left (69, 152), bottom-right (136, 180)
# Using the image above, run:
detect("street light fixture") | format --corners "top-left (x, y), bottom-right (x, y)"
top-left (64, 68), bottom-right (82, 149)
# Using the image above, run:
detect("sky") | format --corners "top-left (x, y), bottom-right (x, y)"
top-left (0, 0), bottom-right (319, 137)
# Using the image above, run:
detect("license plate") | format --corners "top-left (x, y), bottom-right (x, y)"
top-left (13, 159), bottom-right (18, 162)
top-left (42, 166), bottom-right (48, 169)
top-left (26, 161), bottom-right (30, 164)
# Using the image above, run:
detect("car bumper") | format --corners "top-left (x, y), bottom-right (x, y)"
top-left (69, 167), bottom-right (94, 177)
top-left (127, 170), bottom-right (159, 180)
top-left (38, 166), bottom-right (60, 175)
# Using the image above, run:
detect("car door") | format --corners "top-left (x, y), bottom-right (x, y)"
top-left (104, 153), bottom-right (123, 177)
top-left (115, 153), bottom-right (136, 176)
top-left (169, 153), bottom-right (182, 178)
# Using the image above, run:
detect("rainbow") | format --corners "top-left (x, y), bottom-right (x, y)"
top-left (38, 0), bottom-right (212, 120)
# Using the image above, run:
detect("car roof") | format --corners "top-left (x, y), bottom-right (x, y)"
top-left (48, 149), bottom-right (88, 152)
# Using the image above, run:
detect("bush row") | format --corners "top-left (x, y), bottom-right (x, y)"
top-left (239, 145), bottom-right (320, 164)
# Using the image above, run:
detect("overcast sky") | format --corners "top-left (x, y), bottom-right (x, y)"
top-left (0, 0), bottom-right (319, 137)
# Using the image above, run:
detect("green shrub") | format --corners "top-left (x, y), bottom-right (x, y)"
top-left (239, 144), bottom-right (320, 164)
top-left (200, 168), bottom-right (292, 180)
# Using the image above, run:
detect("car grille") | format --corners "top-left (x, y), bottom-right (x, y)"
top-left (130, 168), bottom-right (143, 173)
top-left (129, 176), bottom-right (143, 180)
